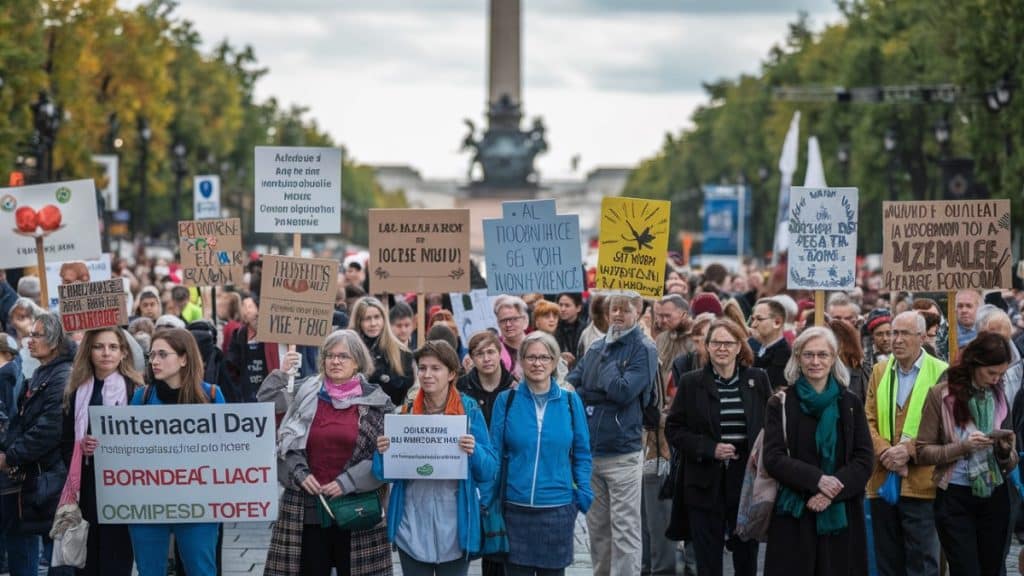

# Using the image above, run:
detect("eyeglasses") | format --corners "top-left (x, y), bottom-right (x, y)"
top-left (708, 340), bottom-right (739, 350)
top-left (891, 330), bottom-right (920, 340)
top-left (800, 351), bottom-right (833, 361)
top-left (524, 355), bottom-right (554, 365)
top-left (498, 316), bottom-right (524, 325)
top-left (150, 350), bottom-right (179, 361)
top-left (325, 352), bottom-right (354, 363)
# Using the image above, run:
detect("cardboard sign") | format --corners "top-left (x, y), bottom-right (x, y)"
top-left (450, 289), bottom-right (499, 345)
top-left (482, 199), bottom-right (583, 296)
top-left (58, 278), bottom-right (128, 332)
top-left (91, 403), bottom-right (278, 524)
top-left (178, 218), bottom-right (244, 287)
top-left (595, 197), bottom-right (671, 297)
top-left (0, 179), bottom-right (102, 269)
top-left (368, 209), bottom-right (471, 293)
top-left (45, 254), bottom-right (112, 311)
top-left (193, 175), bottom-right (221, 220)
top-left (382, 414), bottom-right (468, 480)
top-left (787, 187), bottom-right (858, 290)
top-left (257, 255), bottom-right (339, 346)
top-left (254, 146), bottom-right (341, 234)
top-left (882, 199), bottom-right (1013, 291)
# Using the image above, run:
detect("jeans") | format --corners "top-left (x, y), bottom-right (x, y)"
top-left (869, 496), bottom-right (940, 576)
top-left (6, 533), bottom-right (39, 576)
top-left (588, 451), bottom-right (643, 576)
top-left (397, 548), bottom-right (469, 576)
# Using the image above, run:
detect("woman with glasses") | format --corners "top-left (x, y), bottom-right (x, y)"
top-left (665, 318), bottom-right (772, 576)
top-left (762, 326), bottom-right (873, 575)
top-left (349, 297), bottom-right (414, 407)
top-left (61, 328), bottom-right (143, 575)
top-left (489, 332), bottom-right (592, 576)
top-left (261, 329), bottom-right (395, 576)
top-left (375, 340), bottom-right (496, 576)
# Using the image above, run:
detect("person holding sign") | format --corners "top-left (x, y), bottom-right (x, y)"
top-left (374, 340), bottom-right (497, 576)
top-left (349, 297), bottom-right (414, 407)
top-left (260, 329), bottom-right (395, 576)
top-left (128, 328), bottom-right (224, 576)
top-left (489, 331), bottom-right (593, 576)
top-left (60, 327), bottom-right (143, 575)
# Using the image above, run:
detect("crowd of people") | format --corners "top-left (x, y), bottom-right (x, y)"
top-left (0, 251), bottom-right (1023, 576)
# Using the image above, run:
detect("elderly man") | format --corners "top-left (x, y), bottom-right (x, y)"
top-left (827, 292), bottom-right (862, 328)
top-left (976, 305), bottom-right (1022, 406)
top-left (568, 291), bottom-right (658, 576)
top-left (865, 311), bottom-right (946, 576)
top-left (493, 294), bottom-right (529, 380)
top-left (749, 298), bottom-right (791, 391)
top-left (955, 289), bottom-right (983, 347)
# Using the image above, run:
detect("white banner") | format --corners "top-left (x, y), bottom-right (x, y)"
top-left (383, 414), bottom-right (467, 480)
top-left (0, 179), bottom-right (101, 269)
top-left (254, 146), bottom-right (342, 234)
top-left (91, 403), bottom-right (277, 524)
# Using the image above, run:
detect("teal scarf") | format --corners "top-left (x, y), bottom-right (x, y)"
top-left (775, 375), bottom-right (848, 535)
top-left (966, 389), bottom-right (1003, 497)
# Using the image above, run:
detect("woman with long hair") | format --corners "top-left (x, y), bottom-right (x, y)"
top-left (128, 328), bottom-right (224, 575)
top-left (828, 318), bottom-right (869, 402)
top-left (762, 327), bottom-right (873, 575)
top-left (61, 328), bottom-right (143, 575)
top-left (349, 297), bottom-right (414, 407)
top-left (915, 332), bottom-right (1017, 576)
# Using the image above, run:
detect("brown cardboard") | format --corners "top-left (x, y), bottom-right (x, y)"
top-left (58, 278), bottom-right (129, 332)
top-left (368, 209), bottom-right (471, 293)
top-left (178, 218), bottom-right (245, 287)
top-left (257, 255), bottom-right (339, 346)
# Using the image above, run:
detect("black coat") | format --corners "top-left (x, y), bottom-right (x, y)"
top-left (362, 334), bottom-right (414, 407)
top-left (761, 385), bottom-right (874, 576)
top-left (456, 366), bottom-right (516, 427)
top-left (752, 337), bottom-right (791, 391)
top-left (665, 364), bottom-right (772, 512)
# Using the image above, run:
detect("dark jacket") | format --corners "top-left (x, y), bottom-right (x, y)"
top-left (0, 281), bottom-right (17, 334)
top-left (555, 317), bottom-right (587, 363)
top-left (665, 364), bottom-right (772, 511)
top-left (225, 326), bottom-right (317, 402)
top-left (456, 365), bottom-right (516, 427)
top-left (362, 334), bottom-right (414, 407)
top-left (761, 385), bottom-right (874, 575)
top-left (189, 323), bottom-right (233, 396)
top-left (567, 326), bottom-right (658, 457)
top-left (752, 337), bottom-right (791, 391)
top-left (0, 355), bottom-right (22, 433)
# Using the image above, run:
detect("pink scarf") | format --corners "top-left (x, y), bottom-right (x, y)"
top-left (324, 376), bottom-right (362, 401)
top-left (75, 372), bottom-right (128, 441)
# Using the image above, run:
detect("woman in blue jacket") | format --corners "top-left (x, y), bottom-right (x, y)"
top-left (374, 340), bottom-right (496, 576)
top-left (129, 327), bottom-right (224, 576)
top-left (490, 331), bottom-right (592, 576)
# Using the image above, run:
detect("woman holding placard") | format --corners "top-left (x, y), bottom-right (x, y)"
top-left (128, 328), bottom-right (224, 576)
top-left (349, 297), bottom-right (414, 407)
top-left (260, 329), bottom-right (395, 576)
top-left (60, 327), bottom-right (143, 575)
top-left (374, 340), bottom-right (497, 576)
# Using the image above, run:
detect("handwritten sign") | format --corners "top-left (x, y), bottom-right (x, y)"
top-left (58, 278), bottom-right (128, 332)
top-left (595, 197), bottom-right (670, 297)
top-left (786, 187), bottom-right (858, 290)
top-left (882, 199), bottom-right (1013, 291)
top-left (178, 218), bottom-right (244, 287)
top-left (46, 254), bottom-right (112, 311)
top-left (482, 199), bottom-right (582, 296)
top-left (91, 403), bottom-right (277, 524)
top-left (368, 209), bottom-right (471, 293)
top-left (257, 255), bottom-right (339, 346)
top-left (382, 414), bottom-right (468, 480)
top-left (0, 179), bottom-right (101, 269)
top-left (254, 146), bottom-right (341, 234)
top-left (450, 289), bottom-right (499, 345)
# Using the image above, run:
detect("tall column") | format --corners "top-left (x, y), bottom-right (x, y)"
top-left (488, 0), bottom-right (521, 129)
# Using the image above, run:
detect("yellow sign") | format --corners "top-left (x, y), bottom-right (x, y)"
top-left (596, 197), bottom-right (671, 297)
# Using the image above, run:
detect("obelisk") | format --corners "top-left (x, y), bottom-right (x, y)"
top-left (487, 0), bottom-right (521, 130)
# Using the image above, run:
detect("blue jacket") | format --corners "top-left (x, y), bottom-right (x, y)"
top-left (489, 380), bottom-right (593, 511)
top-left (566, 326), bottom-right (657, 457)
top-left (130, 382), bottom-right (226, 405)
top-left (373, 393), bottom-right (497, 556)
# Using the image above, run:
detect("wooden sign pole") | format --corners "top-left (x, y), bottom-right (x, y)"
top-left (417, 293), bottom-right (426, 351)
top-left (286, 233), bottom-right (301, 391)
top-left (814, 290), bottom-right (825, 326)
top-left (947, 291), bottom-right (958, 364)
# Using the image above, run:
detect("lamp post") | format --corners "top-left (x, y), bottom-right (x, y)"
top-left (31, 91), bottom-right (62, 183)
top-left (172, 141), bottom-right (187, 223)
top-left (137, 116), bottom-right (152, 237)
top-left (837, 141), bottom-right (850, 184)
top-left (884, 128), bottom-right (898, 201)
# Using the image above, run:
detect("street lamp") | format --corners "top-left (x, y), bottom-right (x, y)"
top-left (172, 141), bottom-right (187, 223)
top-left (137, 116), bottom-right (151, 237)
top-left (837, 141), bottom-right (850, 184)
top-left (31, 91), bottom-right (62, 183)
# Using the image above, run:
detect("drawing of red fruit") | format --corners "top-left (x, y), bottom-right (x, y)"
top-left (38, 205), bottom-right (62, 231)
top-left (15, 207), bottom-right (38, 233)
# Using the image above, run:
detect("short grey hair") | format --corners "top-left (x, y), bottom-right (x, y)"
top-left (493, 295), bottom-right (528, 317)
top-left (16, 276), bottom-right (40, 299)
top-left (9, 297), bottom-right (43, 323)
top-left (519, 331), bottom-right (561, 364)
top-left (605, 291), bottom-right (644, 314)
top-left (771, 294), bottom-right (798, 323)
top-left (660, 294), bottom-right (689, 313)
top-left (826, 292), bottom-right (861, 315)
top-left (33, 311), bottom-right (65, 350)
top-left (893, 310), bottom-right (926, 334)
top-left (975, 304), bottom-right (1011, 334)
top-left (784, 326), bottom-right (850, 387)
top-left (319, 329), bottom-right (374, 377)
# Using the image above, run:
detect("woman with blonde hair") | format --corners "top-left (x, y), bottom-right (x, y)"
top-left (349, 297), bottom-right (414, 406)
top-left (61, 328), bottom-right (143, 575)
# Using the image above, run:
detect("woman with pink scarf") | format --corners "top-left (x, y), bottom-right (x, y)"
top-left (259, 329), bottom-right (396, 576)
top-left (60, 327), bottom-right (142, 575)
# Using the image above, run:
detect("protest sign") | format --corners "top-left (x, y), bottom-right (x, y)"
top-left (882, 199), bottom-right (1013, 291)
top-left (450, 289), bottom-right (499, 345)
top-left (257, 255), bottom-right (339, 347)
top-left (368, 209), bottom-right (471, 294)
top-left (787, 187), bottom-right (858, 290)
top-left (193, 175), bottom-right (221, 220)
top-left (91, 403), bottom-right (277, 524)
top-left (45, 254), bottom-right (112, 311)
top-left (595, 197), bottom-right (671, 297)
top-left (254, 146), bottom-right (341, 234)
top-left (0, 179), bottom-right (101, 269)
top-left (382, 414), bottom-right (468, 480)
top-left (482, 199), bottom-right (583, 296)
top-left (58, 278), bottom-right (128, 332)
top-left (178, 218), bottom-right (244, 287)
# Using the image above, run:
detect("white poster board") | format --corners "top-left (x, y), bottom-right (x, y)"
top-left (254, 146), bottom-right (341, 234)
top-left (90, 403), bottom-right (278, 524)
top-left (786, 187), bottom-right (858, 290)
top-left (45, 254), bottom-right (112, 311)
top-left (382, 414), bottom-right (468, 480)
top-left (450, 289), bottom-right (499, 345)
top-left (193, 175), bottom-right (221, 220)
top-left (0, 179), bottom-right (102, 269)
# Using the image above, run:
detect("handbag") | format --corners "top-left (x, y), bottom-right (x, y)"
top-left (878, 471), bottom-right (901, 505)
top-left (317, 490), bottom-right (382, 531)
top-left (478, 390), bottom-right (515, 559)
top-left (734, 390), bottom-right (787, 542)
top-left (50, 439), bottom-right (88, 568)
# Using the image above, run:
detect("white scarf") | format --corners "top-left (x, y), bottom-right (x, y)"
top-left (75, 372), bottom-right (128, 441)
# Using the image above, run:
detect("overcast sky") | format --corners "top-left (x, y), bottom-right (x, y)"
top-left (121, 0), bottom-right (841, 180)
